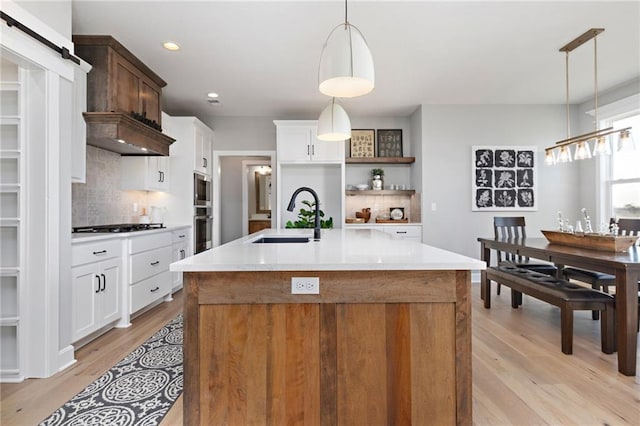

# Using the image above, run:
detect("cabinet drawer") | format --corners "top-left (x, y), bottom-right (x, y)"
top-left (72, 239), bottom-right (122, 266)
top-left (173, 229), bottom-right (190, 243)
top-left (129, 270), bottom-right (170, 314)
top-left (383, 226), bottom-right (422, 239)
top-left (129, 246), bottom-right (172, 283)
top-left (129, 232), bottom-right (172, 254)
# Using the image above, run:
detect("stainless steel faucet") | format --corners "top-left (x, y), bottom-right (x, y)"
top-left (287, 187), bottom-right (321, 240)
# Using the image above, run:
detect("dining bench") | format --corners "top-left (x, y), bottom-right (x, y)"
top-left (485, 265), bottom-right (616, 355)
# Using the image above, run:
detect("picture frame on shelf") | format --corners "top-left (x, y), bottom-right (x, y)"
top-left (377, 129), bottom-right (403, 157)
top-left (349, 129), bottom-right (375, 158)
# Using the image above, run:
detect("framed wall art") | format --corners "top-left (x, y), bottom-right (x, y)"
top-left (349, 129), bottom-right (375, 158)
top-left (471, 146), bottom-right (537, 211)
top-left (377, 129), bottom-right (403, 157)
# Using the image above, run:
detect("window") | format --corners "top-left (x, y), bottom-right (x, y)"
top-left (602, 114), bottom-right (640, 219)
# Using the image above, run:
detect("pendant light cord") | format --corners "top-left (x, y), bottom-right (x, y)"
top-left (565, 51), bottom-right (570, 140)
top-left (593, 33), bottom-right (599, 130)
top-left (344, 0), bottom-right (348, 25)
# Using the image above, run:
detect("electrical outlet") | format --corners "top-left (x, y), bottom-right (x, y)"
top-left (291, 277), bottom-right (319, 294)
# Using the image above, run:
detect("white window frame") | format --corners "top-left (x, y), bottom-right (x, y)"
top-left (594, 94), bottom-right (640, 222)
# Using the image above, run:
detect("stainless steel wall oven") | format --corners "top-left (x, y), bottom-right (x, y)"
top-left (194, 206), bottom-right (212, 254)
top-left (194, 173), bottom-right (211, 206)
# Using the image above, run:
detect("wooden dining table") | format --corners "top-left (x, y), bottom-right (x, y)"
top-left (478, 236), bottom-right (640, 376)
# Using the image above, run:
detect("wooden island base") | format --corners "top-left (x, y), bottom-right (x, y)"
top-left (184, 270), bottom-right (471, 425)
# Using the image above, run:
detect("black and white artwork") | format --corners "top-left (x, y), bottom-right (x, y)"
top-left (472, 146), bottom-right (537, 211)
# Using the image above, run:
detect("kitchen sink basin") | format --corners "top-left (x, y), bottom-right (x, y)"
top-left (252, 236), bottom-right (310, 244)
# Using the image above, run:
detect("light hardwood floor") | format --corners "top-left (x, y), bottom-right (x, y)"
top-left (1, 284), bottom-right (638, 425)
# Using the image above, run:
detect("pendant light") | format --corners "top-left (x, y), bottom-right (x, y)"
top-left (545, 29), bottom-right (634, 164)
top-left (318, 0), bottom-right (374, 98)
top-left (317, 97), bottom-right (352, 141)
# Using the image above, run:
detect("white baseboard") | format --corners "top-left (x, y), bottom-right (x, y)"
top-left (58, 345), bottom-right (76, 372)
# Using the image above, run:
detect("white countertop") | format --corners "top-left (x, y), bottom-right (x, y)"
top-left (71, 224), bottom-right (191, 243)
top-left (170, 228), bottom-right (486, 272)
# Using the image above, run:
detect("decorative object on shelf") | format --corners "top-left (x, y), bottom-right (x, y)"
top-left (356, 184), bottom-right (369, 190)
top-left (355, 208), bottom-right (371, 223)
top-left (318, 0), bottom-right (374, 98)
top-left (390, 207), bottom-right (404, 220)
top-left (317, 97), bottom-right (351, 141)
top-left (345, 218), bottom-right (365, 224)
top-left (376, 129), bottom-right (403, 157)
top-left (472, 146), bottom-right (537, 211)
top-left (544, 28), bottom-right (634, 165)
top-left (371, 168), bottom-right (384, 190)
top-left (285, 200), bottom-right (334, 229)
top-left (349, 129), bottom-right (375, 157)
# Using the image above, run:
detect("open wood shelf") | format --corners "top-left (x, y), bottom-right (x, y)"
top-left (345, 156), bottom-right (415, 164)
top-left (345, 189), bottom-right (416, 196)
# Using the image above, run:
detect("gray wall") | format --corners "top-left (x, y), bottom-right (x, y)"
top-left (421, 105), bottom-right (580, 259)
top-left (16, 1), bottom-right (72, 40)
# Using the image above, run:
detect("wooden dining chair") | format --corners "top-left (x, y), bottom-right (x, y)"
top-left (563, 218), bottom-right (640, 319)
top-left (493, 216), bottom-right (558, 295)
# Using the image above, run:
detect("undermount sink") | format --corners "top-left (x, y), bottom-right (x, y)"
top-left (252, 236), bottom-right (310, 244)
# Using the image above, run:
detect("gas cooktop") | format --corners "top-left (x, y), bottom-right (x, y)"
top-left (72, 223), bottom-right (165, 233)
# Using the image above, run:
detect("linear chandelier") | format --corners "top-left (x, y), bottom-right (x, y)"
top-left (545, 28), bottom-right (634, 165)
top-left (316, 0), bottom-right (374, 141)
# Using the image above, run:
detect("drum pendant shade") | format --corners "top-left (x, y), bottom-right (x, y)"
top-left (319, 23), bottom-right (374, 98)
top-left (317, 98), bottom-right (351, 141)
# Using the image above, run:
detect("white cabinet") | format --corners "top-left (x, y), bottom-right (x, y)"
top-left (194, 124), bottom-right (213, 175)
top-left (275, 120), bottom-right (344, 163)
top-left (71, 239), bottom-right (122, 342)
top-left (120, 156), bottom-right (170, 192)
top-left (381, 225), bottom-right (422, 241)
top-left (127, 232), bottom-right (172, 315)
top-left (171, 228), bottom-right (191, 291)
top-left (71, 60), bottom-right (91, 183)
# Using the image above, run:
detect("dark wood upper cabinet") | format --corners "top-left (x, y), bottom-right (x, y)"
top-left (72, 35), bottom-right (173, 155)
top-left (73, 35), bottom-right (164, 123)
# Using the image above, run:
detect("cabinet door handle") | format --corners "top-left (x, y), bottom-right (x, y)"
top-left (312, 144), bottom-right (315, 156)
top-left (396, 231), bottom-right (407, 234)
top-left (307, 145), bottom-right (310, 156)
top-left (178, 234), bottom-right (186, 239)
top-left (150, 286), bottom-right (160, 293)
top-left (95, 275), bottom-right (101, 293)
top-left (93, 250), bottom-right (107, 255)
top-left (180, 249), bottom-right (185, 259)
top-left (150, 260), bottom-right (160, 266)
top-left (101, 273), bottom-right (106, 292)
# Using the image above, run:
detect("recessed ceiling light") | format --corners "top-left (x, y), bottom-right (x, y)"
top-left (207, 92), bottom-right (219, 98)
top-left (162, 41), bottom-right (180, 51)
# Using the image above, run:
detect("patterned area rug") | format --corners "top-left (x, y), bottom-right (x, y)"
top-left (40, 314), bottom-right (183, 426)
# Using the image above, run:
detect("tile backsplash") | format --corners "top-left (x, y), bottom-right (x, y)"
top-left (72, 146), bottom-right (149, 227)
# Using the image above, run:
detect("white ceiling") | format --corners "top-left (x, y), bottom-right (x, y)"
top-left (71, 1), bottom-right (640, 121)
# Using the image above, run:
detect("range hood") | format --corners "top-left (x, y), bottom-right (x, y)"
top-left (73, 35), bottom-right (175, 155)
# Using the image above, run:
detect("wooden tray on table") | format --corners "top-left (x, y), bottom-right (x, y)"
top-left (541, 230), bottom-right (639, 252)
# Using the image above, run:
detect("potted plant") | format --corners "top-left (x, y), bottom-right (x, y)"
top-left (285, 200), bottom-right (334, 229)
top-left (371, 168), bottom-right (384, 190)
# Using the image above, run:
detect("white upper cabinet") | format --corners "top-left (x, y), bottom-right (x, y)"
top-left (70, 60), bottom-right (91, 183)
top-left (120, 156), bottom-right (170, 192)
top-left (194, 124), bottom-right (213, 176)
top-left (275, 121), bottom-right (344, 163)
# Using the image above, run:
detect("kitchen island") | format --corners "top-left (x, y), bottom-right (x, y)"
top-left (171, 228), bottom-right (485, 425)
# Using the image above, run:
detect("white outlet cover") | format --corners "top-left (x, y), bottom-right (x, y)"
top-left (291, 277), bottom-right (319, 294)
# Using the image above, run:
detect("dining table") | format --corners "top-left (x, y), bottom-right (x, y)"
top-left (478, 236), bottom-right (639, 376)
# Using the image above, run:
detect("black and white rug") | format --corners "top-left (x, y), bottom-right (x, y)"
top-left (40, 314), bottom-right (183, 426)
